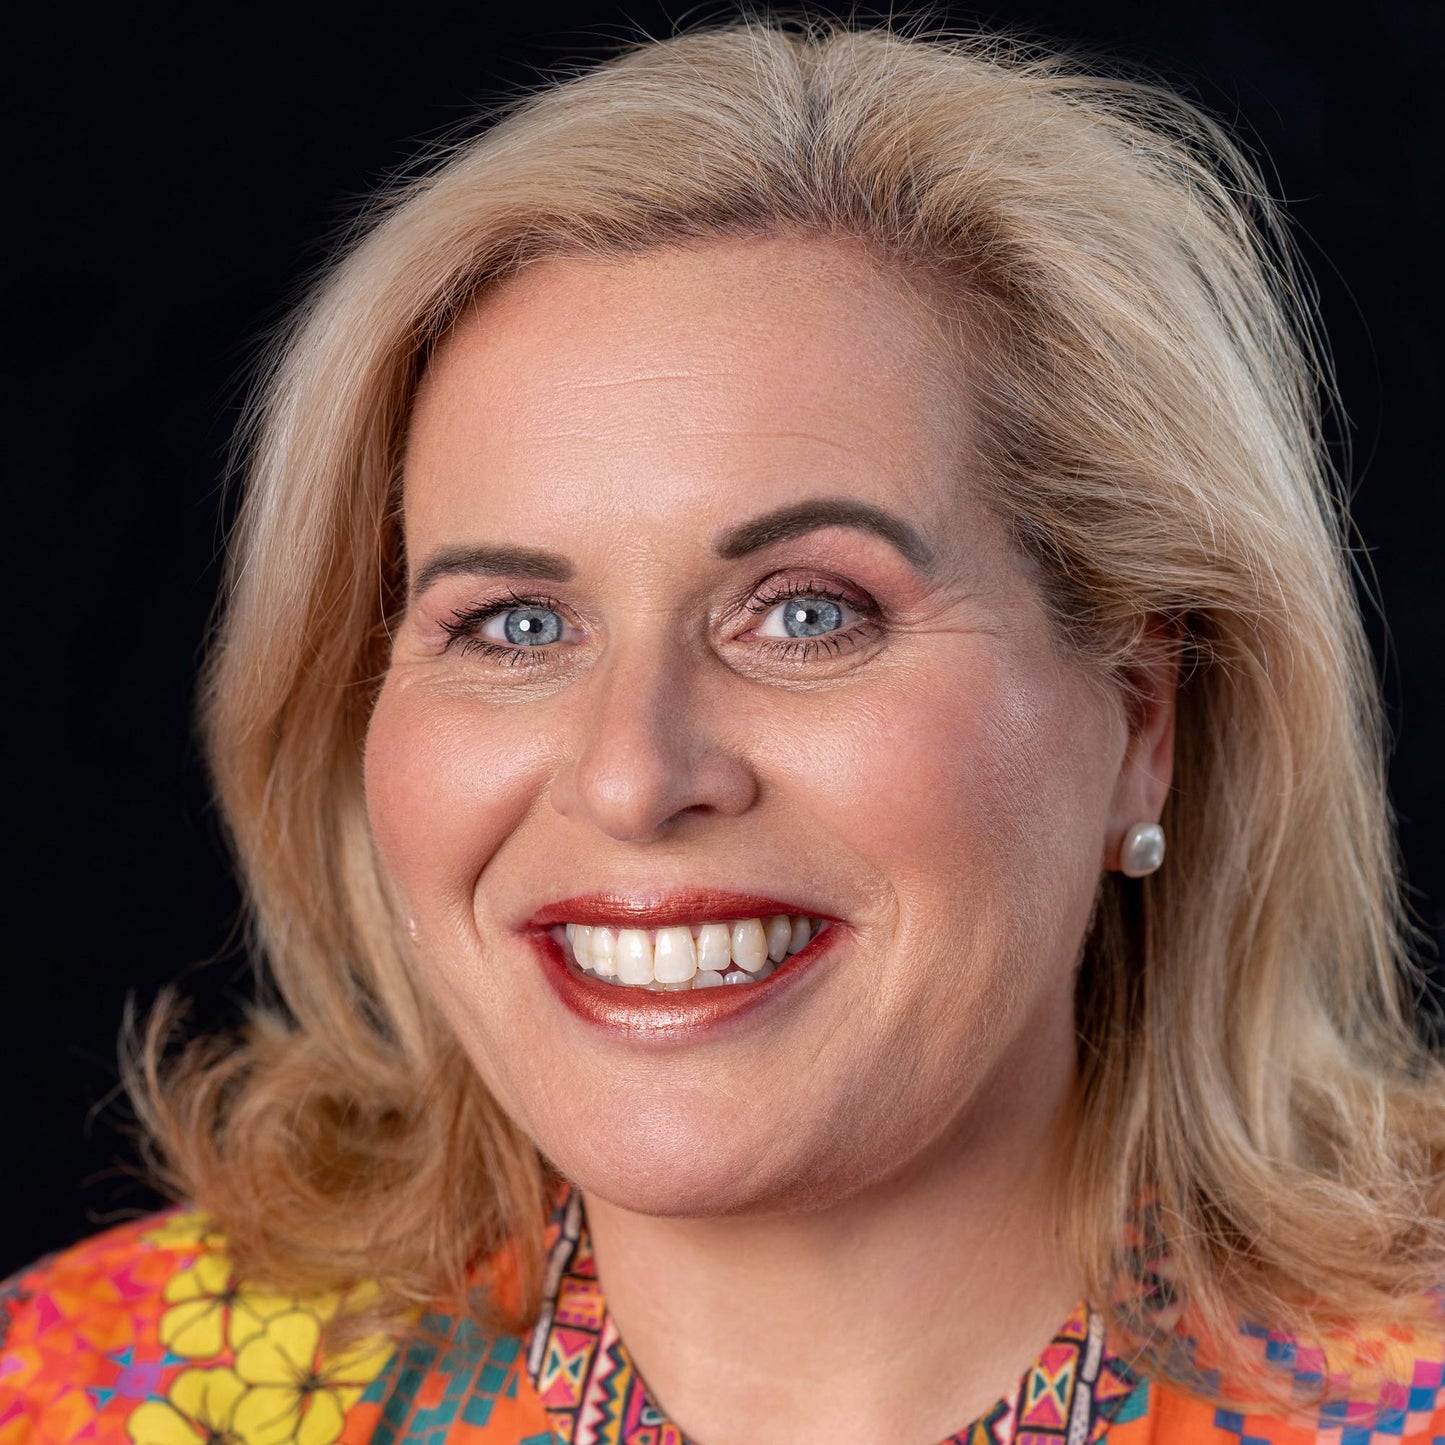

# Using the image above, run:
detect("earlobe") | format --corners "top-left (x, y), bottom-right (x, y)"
top-left (1105, 624), bottom-right (1180, 872)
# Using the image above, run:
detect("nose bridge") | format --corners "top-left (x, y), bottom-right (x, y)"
top-left (551, 620), bottom-right (754, 840)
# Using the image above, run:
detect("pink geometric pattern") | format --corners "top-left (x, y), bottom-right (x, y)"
top-left (523, 1186), bottom-right (1143, 1445)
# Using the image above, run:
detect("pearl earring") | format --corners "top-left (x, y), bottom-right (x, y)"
top-left (1119, 822), bottom-right (1166, 878)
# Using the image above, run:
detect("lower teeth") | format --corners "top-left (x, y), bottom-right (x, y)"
top-left (615, 961), bottom-right (776, 990)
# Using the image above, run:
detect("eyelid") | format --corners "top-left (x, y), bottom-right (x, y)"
top-left (743, 575), bottom-right (879, 618)
top-left (440, 589), bottom-right (563, 630)
top-left (720, 571), bottom-right (878, 625)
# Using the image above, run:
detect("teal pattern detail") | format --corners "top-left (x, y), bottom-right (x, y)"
top-left (360, 1309), bottom-right (531, 1444)
top-left (1110, 1378), bottom-right (1150, 1426)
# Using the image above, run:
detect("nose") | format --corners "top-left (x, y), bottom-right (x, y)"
top-left (549, 634), bottom-right (759, 842)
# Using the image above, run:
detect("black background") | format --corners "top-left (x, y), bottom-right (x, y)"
top-left (5, 0), bottom-right (1442, 1279)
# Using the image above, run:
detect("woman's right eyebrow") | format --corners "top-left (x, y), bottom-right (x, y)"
top-left (411, 544), bottom-right (575, 601)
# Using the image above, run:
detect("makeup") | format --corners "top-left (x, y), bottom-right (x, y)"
top-left (523, 890), bottom-right (843, 1039)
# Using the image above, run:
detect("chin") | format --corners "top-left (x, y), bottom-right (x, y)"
top-left (531, 1093), bottom-right (898, 1220)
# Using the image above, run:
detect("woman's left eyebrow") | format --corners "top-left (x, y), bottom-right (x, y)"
top-left (411, 544), bottom-right (574, 600)
top-left (712, 498), bottom-right (935, 572)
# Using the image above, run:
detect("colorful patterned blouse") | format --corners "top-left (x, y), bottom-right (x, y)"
top-left (3, 1185), bottom-right (1443, 1444)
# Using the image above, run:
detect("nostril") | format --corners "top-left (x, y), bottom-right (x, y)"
top-left (657, 803), bottom-right (712, 828)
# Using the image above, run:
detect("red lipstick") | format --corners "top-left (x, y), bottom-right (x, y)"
top-left (520, 890), bottom-right (844, 1040)
top-left (525, 889), bottom-right (840, 931)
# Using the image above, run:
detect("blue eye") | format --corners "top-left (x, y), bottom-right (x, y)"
top-left (481, 606), bottom-right (565, 646)
top-left (439, 581), bottom-right (874, 667)
top-left (755, 595), bottom-right (849, 640)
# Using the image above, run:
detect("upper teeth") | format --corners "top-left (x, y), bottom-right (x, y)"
top-left (556, 914), bottom-right (823, 990)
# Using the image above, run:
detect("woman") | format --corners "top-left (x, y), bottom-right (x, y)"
top-left (3, 14), bottom-right (1442, 1445)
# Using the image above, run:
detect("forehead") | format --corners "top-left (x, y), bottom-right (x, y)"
top-left (403, 234), bottom-right (974, 546)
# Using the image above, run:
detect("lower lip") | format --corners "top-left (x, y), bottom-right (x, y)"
top-left (526, 925), bottom-right (842, 1040)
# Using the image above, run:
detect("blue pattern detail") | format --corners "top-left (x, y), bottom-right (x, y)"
top-left (1264, 1337), bottom-right (1296, 1367)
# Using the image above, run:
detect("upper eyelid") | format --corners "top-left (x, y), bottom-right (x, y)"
top-left (438, 575), bottom-right (870, 615)
top-left (750, 578), bottom-right (875, 608)
top-left (722, 574), bottom-right (879, 626)
top-left (441, 590), bottom-right (565, 629)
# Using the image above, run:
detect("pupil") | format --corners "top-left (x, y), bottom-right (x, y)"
top-left (504, 608), bottom-right (562, 646)
top-left (782, 598), bottom-right (843, 639)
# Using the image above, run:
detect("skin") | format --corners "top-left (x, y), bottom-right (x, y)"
top-left (363, 233), bottom-right (1176, 1445)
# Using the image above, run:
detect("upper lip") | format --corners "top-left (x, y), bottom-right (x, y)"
top-left (524, 889), bottom-right (839, 930)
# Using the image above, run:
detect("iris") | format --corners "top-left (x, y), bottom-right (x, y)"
top-left (781, 599), bottom-right (843, 638)
top-left (502, 608), bottom-right (564, 645)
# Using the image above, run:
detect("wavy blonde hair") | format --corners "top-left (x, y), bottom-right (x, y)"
top-left (130, 11), bottom-right (1445, 1414)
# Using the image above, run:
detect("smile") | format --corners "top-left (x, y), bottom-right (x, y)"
top-left (552, 914), bottom-right (829, 989)
top-left (523, 890), bottom-right (843, 1035)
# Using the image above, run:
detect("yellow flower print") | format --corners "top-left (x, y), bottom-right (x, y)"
top-left (140, 1209), bottom-right (225, 1252)
top-left (126, 1366), bottom-right (247, 1444)
top-left (231, 1307), bottom-right (392, 1445)
top-left (159, 1254), bottom-right (296, 1359)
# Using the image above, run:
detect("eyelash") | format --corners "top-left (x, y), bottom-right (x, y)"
top-left (741, 578), bottom-right (882, 661)
top-left (438, 580), bottom-right (882, 667)
top-left (439, 589), bottom-right (567, 668)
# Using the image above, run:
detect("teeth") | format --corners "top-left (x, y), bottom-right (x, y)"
top-left (558, 913), bottom-right (826, 990)
top-left (591, 926), bottom-right (617, 977)
top-left (731, 918), bottom-right (768, 973)
top-left (615, 928), bottom-right (655, 985)
top-left (572, 924), bottom-right (594, 970)
top-left (788, 915), bottom-right (810, 954)
top-left (696, 922), bottom-right (732, 974)
top-left (653, 927), bottom-right (698, 984)
top-left (764, 914), bottom-right (792, 963)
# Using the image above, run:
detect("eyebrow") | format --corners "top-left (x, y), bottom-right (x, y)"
top-left (412, 544), bottom-right (574, 599)
top-left (712, 498), bottom-right (935, 571)
top-left (410, 497), bottom-right (934, 600)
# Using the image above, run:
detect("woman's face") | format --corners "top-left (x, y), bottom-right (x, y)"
top-left (365, 234), bottom-right (1170, 1216)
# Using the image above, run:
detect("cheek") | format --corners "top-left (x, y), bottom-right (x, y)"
top-left (758, 644), bottom-right (1117, 980)
top-left (362, 673), bottom-right (549, 918)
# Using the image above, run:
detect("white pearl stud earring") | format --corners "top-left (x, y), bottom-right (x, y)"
top-left (1119, 822), bottom-right (1166, 878)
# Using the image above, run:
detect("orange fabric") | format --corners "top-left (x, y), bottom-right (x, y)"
top-left (3, 1201), bottom-right (1444, 1443)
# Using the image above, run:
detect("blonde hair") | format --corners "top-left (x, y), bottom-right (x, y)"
top-left (131, 11), bottom-right (1445, 1414)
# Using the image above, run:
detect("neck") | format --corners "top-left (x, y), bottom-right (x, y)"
top-left (581, 1029), bottom-right (1084, 1445)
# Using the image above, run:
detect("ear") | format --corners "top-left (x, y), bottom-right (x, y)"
top-left (1103, 621), bottom-right (1179, 871)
